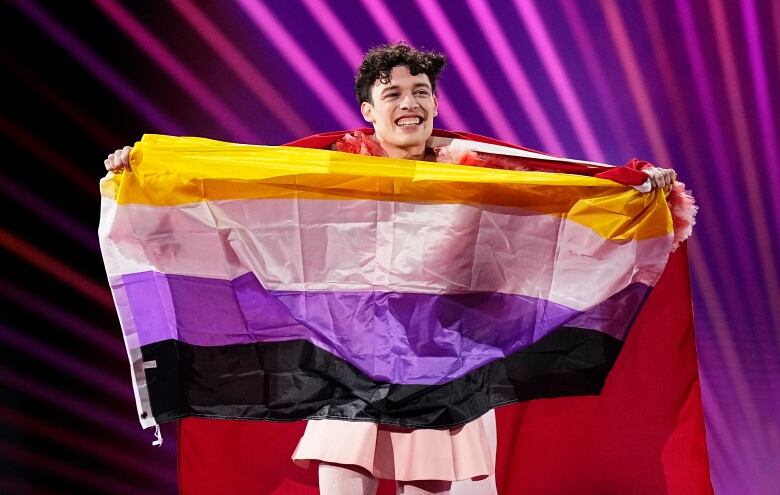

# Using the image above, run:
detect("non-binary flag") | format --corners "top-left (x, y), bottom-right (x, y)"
top-left (99, 133), bottom-right (679, 431)
top-left (100, 132), bottom-right (712, 494)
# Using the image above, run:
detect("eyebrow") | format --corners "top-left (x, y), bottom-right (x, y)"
top-left (380, 83), bottom-right (432, 95)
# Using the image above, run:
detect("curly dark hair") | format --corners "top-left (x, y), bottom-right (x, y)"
top-left (355, 42), bottom-right (447, 104)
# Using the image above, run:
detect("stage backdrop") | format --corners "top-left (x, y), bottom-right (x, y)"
top-left (1, 1), bottom-right (778, 494)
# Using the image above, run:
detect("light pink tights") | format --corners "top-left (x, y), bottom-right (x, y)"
top-left (318, 462), bottom-right (452, 495)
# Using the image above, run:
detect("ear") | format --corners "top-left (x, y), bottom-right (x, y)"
top-left (360, 101), bottom-right (375, 123)
top-left (432, 94), bottom-right (438, 117)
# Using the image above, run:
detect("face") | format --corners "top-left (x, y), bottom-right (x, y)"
top-left (360, 65), bottom-right (438, 156)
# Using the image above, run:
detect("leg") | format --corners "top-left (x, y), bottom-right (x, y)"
top-left (318, 461), bottom-right (379, 495)
top-left (396, 479), bottom-right (453, 495)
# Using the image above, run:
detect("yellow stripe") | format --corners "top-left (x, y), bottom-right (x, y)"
top-left (99, 134), bottom-right (673, 241)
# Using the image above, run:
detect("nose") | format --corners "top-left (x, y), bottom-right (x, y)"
top-left (400, 93), bottom-right (419, 110)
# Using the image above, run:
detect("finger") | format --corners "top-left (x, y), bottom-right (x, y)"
top-left (657, 169), bottom-right (668, 187)
top-left (110, 153), bottom-right (122, 169)
top-left (665, 170), bottom-right (674, 186)
top-left (658, 168), bottom-right (669, 187)
top-left (114, 149), bottom-right (124, 167)
top-left (121, 146), bottom-right (132, 170)
top-left (646, 168), bottom-right (663, 188)
top-left (654, 169), bottom-right (666, 188)
top-left (105, 158), bottom-right (121, 173)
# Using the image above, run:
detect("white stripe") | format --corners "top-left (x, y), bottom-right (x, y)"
top-left (99, 198), bottom-right (672, 311)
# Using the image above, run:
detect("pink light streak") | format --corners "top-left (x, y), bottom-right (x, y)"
top-left (0, 405), bottom-right (175, 488)
top-left (0, 115), bottom-right (94, 195)
top-left (642, 0), bottom-right (746, 318)
top-left (92, 0), bottom-right (258, 142)
top-left (598, 0), bottom-right (671, 167)
top-left (0, 174), bottom-right (98, 252)
top-left (739, 0), bottom-right (780, 235)
top-left (0, 365), bottom-right (175, 455)
top-left (464, 0), bottom-right (565, 155)
top-left (416, 0), bottom-right (521, 145)
top-left (0, 228), bottom-right (113, 309)
top-left (170, 0), bottom-right (312, 137)
top-left (0, 279), bottom-right (124, 360)
top-left (358, 0), bottom-right (468, 132)
top-left (512, 0), bottom-right (606, 162)
top-left (0, 440), bottom-right (151, 495)
top-left (638, 6), bottom-right (766, 432)
top-left (675, 0), bottom-right (770, 325)
top-left (0, 51), bottom-right (123, 149)
top-left (0, 323), bottom-right (129, 401)
top-left (236, 0), bottom-right (360, 130)
top-left (559, 1), bottom-right (633, 159)
top-left (678, 0), bottom-right (780, 480)
top-left (10, 0), bottom-right (184, 135)
top-left (688, 241), bottom-right (774, 490)
top-left (708, 0), bottom-right (780, 335)
top-left (697, 365), bottom-right (753, 490)
top-left (301, 0), bottom-right (364, 68)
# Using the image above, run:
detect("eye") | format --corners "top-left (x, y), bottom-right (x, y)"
top-left (384, 93), bottom-right (399, 99)
top-left (415, 90), bottom-right (430, 96)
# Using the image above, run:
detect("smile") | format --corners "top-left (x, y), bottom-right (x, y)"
top-left (395, 116), bottom-right (423, 127)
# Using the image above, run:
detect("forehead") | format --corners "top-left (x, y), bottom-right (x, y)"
top-left (372, 65), bottom-right (432, 90)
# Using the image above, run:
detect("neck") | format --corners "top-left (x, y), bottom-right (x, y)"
top-left (374, 136), bottom-right (427, 160)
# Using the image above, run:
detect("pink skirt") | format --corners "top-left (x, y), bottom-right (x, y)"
top-left (291, 410), bottom-right (495, 482)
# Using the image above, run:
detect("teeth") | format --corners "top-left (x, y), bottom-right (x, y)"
top-left (396, 117), bottom-right (421, 126)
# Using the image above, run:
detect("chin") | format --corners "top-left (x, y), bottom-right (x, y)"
top-left (393, 128), bottom-right (431, 146)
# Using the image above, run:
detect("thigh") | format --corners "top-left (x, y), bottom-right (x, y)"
top-left (318, 462), bottom-right (379, 495)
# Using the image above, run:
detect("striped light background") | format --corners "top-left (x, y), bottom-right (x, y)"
top-left (0, 1), bottom-right (777, 494)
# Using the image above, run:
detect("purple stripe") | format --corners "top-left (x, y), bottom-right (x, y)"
top-left (117, 271), bottom-right (649, 384)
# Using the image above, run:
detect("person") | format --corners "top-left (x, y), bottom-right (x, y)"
top-left (105, 42), bottom-right (676, 495)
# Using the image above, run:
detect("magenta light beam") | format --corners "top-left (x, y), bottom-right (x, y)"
top-left (707, 0), bottom-right (780, 336)
top-left (301, 0), bottom-right (365, 68)
top-left (236, 0), bottom-right (361, 130)
top-left (170, 0), bottom-right (312, 137)
top-left (559, 1), bottom-right (633, 159)
top-left (465, 0), bottom-right (565, 155)
top-left (10, 0), bottom-right (185, 135)
top-left (512, 0), bottom-right (606, 162)
top-left (416, 0), bottom-right (521, 145)
top-left (92, 0), bottom-right (258, 142)
top-left (598, 0), bottom-right (672, 167)
top-left (740, 0), bottom-right (780, 237)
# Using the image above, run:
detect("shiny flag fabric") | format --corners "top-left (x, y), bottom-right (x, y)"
top-left (177, 246), bottom-right (713, 495)
top-left (99, 133), bottom-right (678, 430)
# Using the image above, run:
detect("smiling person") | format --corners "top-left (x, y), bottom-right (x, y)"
top-left (289, 44), bottom-right (498, 495)
top-left (103, 42), bottom-right (677, 495)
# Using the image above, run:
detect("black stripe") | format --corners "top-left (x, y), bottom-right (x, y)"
top-left (140, 326), bottom-right (622, 428)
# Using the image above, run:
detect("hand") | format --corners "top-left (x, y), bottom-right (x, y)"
top-left (643, 166), bottom-right (676, 189)
top-left (104, 146), bottom-right (132, 173)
